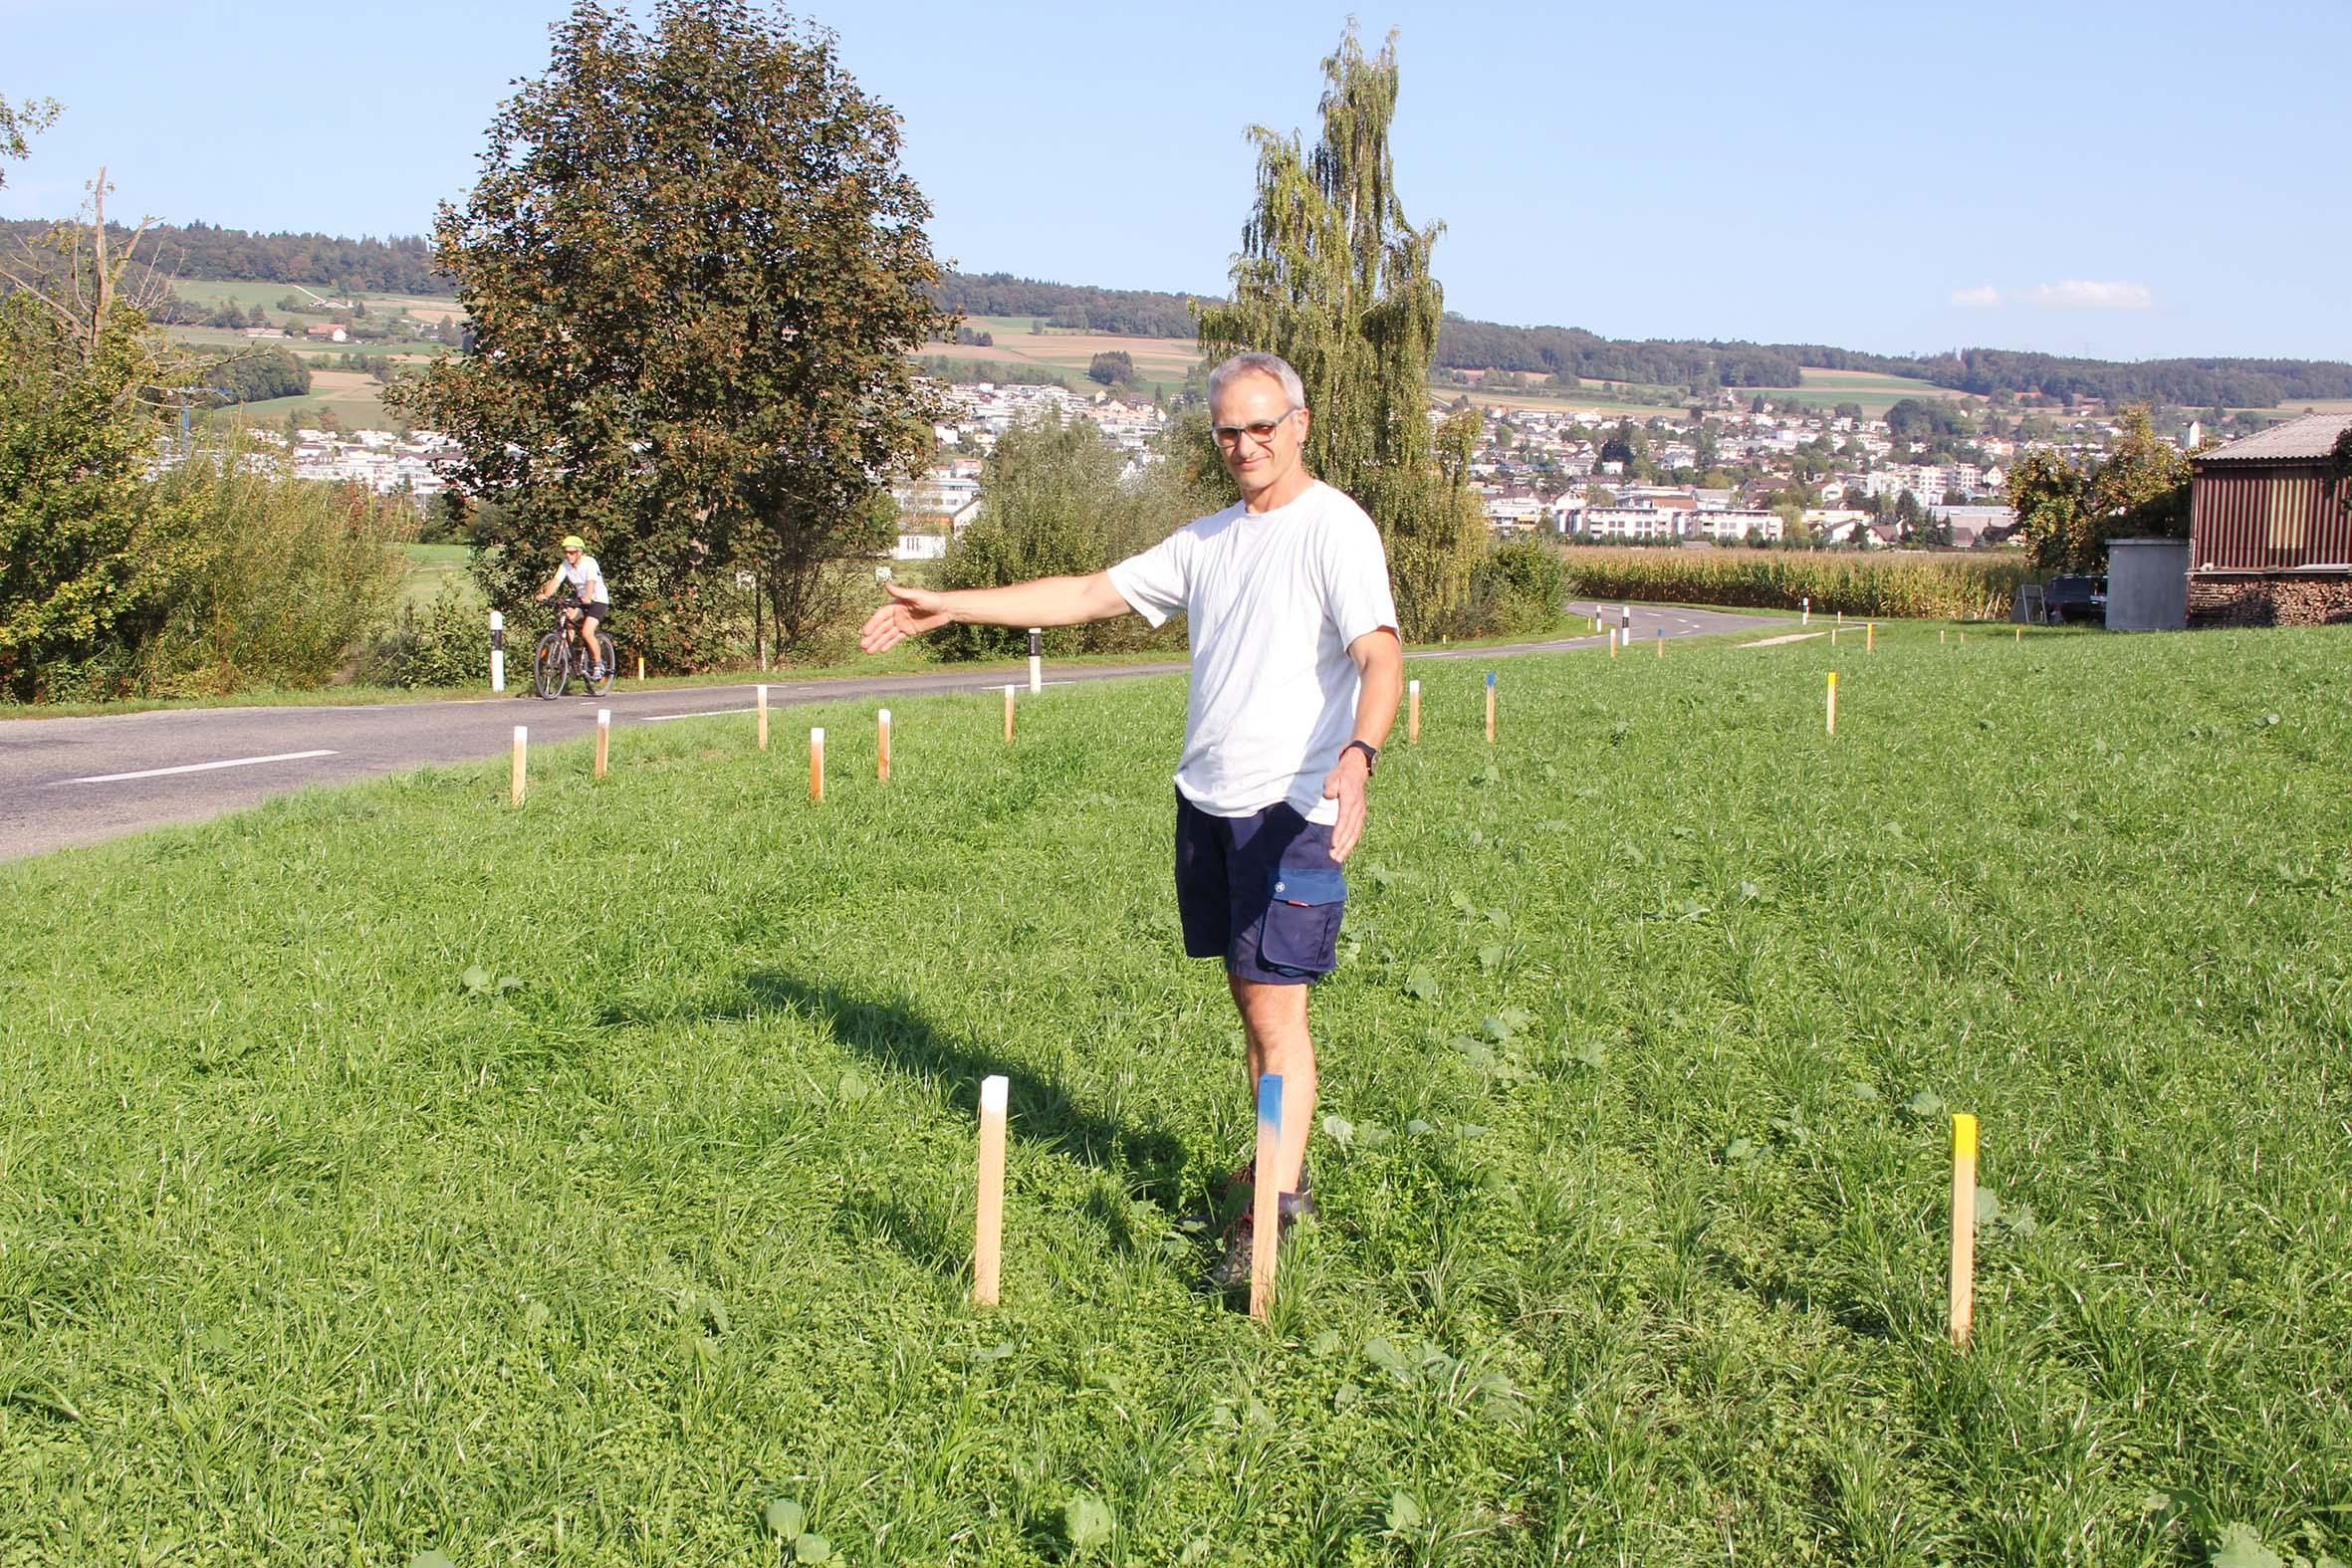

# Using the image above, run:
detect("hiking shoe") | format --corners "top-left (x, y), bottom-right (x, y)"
top-left (1201, 1187), bottom-right (1312, 1293)
top-left (1179, 1155), bottom-right (1311, 1233)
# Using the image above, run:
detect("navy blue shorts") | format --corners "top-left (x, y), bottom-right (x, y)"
top-left (1174, 791), bottom-right (1347, 986)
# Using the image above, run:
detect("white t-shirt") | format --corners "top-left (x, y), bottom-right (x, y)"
top-left (1106, 480), bottom-right (1398, 823)
top-left (557, 555), bottom-right (610, 606)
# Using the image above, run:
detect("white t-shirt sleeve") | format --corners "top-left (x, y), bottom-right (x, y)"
top-left (1318, 505), bottom-right (1399, 646)
top-left (1105, 529), bottom-right (1191, 629)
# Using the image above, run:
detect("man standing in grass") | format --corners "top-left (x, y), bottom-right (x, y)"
top-left (858, 350), bottom-right (1402, 1290)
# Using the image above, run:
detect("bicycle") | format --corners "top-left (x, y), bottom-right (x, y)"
top-left (532, 595), bottom-right (617, 699)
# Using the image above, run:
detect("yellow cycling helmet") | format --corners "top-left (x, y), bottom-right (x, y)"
top-left (561, 535), bottom-right (586, 551)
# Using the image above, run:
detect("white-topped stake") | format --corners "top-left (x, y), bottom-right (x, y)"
top-left (594, 709), bottom-right (609, 780)
top-left (974, 1074), bottom-right (1009, 1308)
top-left (877, 708), bottom-right (891, 783)
top-left (809, 727), bottom-right (824, 802)
top-left (488, 609), bottom-right (506, 693)
top-left (510, 725), bottom-right (527, 806)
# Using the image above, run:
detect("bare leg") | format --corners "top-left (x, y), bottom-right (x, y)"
top-left (1227, 973), bottom-right (1316, 1196)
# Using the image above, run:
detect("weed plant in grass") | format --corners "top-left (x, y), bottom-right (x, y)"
top-left (3, 625), bottom-right (2349, 1565)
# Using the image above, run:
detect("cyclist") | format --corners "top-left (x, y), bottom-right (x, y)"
top-left (534, 535), bottom-right (612, 679)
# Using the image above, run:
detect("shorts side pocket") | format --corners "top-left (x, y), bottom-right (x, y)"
top-left (1260, 864), bottom-right (1346, 975)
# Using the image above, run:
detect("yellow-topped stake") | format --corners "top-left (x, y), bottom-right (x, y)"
top-left (1825, 670), bottom-right (1838, 737)
top-left (1866, 621), bottom-right (1875, 653)
top-left (1950, 1113), bottom-right (1978, 1348)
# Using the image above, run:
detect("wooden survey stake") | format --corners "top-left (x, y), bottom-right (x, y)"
top-left (1825, 671), bottom-right (1838, 737)
top-left (1250, 1072), bottom-right (1285, 1322)
top-left (510, 726), bottom-right (527, 806)
top-left (1867, 622), bottom-right (1876, 653)
top-left (974, 1075), bottom-right (1009, 1307)
top-left (1004, 684), bottom-right (1016, 744)
top-left (1950, 1113), bottom-right (1977, 1348)
top-left (877, 709), bottom-right (891, 783)
top-left (809, 727), bottom-right (824, 802)
top-left (1485, 672), bottom-right (1496, 744)
top-left (1656, 628), bottom-right (1665, 659)
top-left (636, 654), bottom-right (644, 682)
top-left (594, 709), bottom-right (609, 780)
top-left (756, 685), bottom-right (770, 751)
top-left (1407, 679), bottom-right (1420, 745)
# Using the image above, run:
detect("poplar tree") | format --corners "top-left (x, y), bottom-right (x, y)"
top-left (1196, 25), bottom-right (1485, 638)
top-left (394, 1), bottom-right (949, 664)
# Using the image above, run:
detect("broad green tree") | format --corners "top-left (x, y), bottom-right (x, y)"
top-left (1195, 25), bottom-right (1484, 638)
top-left (392, 0), bottom-right (950, 664)
top-left (2012, 405), bottom-right (2190, 571)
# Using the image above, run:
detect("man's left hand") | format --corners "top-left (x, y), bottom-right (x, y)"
top-left (1319, 750), bottom-right (1371, 863)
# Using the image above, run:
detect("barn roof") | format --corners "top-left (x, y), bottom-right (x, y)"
top-left (2196, 411), bottom-right (2352, 465)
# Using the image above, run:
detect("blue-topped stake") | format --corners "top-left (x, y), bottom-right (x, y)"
top-left (1250, 1072), bottom-right (1285, 1320)
top-left (1485, 672), bottom-right (1497, 744)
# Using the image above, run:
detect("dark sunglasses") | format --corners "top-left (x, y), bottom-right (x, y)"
top-left (1211, 411), bottom-right (1295, 446)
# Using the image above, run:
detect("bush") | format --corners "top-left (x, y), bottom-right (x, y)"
top-left (363, 582), bottom-right (487, 689)
top-left (933, 411), bottom-right (1226, 660)
top-left (1462, 538), bottom-right (1570, 637)
top-left (131, 443), bottom-right (412, 695)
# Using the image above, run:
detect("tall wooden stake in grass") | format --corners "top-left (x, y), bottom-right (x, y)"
top-left (1941, 627), bottom-right (1948, 646)
top-left (1825, 671), bottom-right (1838, 738)
top-left (636, 653), bottom-right (645, 682)
top-left (594, 709), bottom-right (610, 780)
top-left (1484, 671), bottom-right (1496, 744)
top-left (974, 1074), bottom-right (1009, 1308)
top-left (510, 725), bottom-right (527, 806)
top-left (1867, 622), bottom-right (1875, 653)
top-left (1003, 684), bottom-right (1016, 744)
top-left (1656, 627), bottom-right (1665, 659)
top-left (1407, 679), bottom-right (1420, 745)
top-left (757, 684), bottom-right (770, 751)
top-left (2014, 625), bottom-right (2021, 644)
top-left (1609, 627), bottom-right (1618, 661)
top-left (1950, 1113), bottom-right (1978, 1349)
top-left (1250, 1072), bottom-right (1285, 1323)
top-left (809, 727), bottom-right (824, 802)
top-left (877, 708), bottom-right (891, 783)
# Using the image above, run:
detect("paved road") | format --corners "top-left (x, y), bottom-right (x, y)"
top-left (0, 602), bottom-right (1777, 862)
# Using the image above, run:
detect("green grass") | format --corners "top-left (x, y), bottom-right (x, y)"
top-left (4, 625), bottom-right (2349, 1564)
top-left (399, 543), bottom-right (481, 612)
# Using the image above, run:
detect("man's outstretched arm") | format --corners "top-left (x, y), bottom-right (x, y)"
top-left (858, 572), bottom-right (1133, 655)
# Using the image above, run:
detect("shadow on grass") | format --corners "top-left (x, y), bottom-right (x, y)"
top-left (731, 970), bottom-right (1189, 1212)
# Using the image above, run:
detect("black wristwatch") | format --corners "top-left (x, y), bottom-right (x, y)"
top-left (1342, 739), bottom-right (1379, 777)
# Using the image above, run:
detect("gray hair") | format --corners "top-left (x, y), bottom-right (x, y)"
top-left (1208, 350), bottom-right (1306, 412)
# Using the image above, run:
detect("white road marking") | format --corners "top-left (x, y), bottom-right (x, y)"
top-left (1740, 632), bottom-right (1828, 648)
top-left (640, 707), bottom-right (757, 723)
top-left (69, 749), bottom-right (338, 784)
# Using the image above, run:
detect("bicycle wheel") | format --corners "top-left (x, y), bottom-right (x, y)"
top-left (585, 632), bottom-right (616, 697)
top-left (533, 631), bottom-right (569, 699)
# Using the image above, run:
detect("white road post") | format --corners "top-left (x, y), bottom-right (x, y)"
top-left (489, 609), bottom-right (506, 693)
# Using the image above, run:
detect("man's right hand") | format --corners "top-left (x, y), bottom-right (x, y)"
top-left (859, 583), bottom-right (952, 653)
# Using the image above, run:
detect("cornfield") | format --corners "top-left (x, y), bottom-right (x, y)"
top-left (1558, 548), bottom-right (2028, 621)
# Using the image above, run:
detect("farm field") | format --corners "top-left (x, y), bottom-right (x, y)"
top-left (924, 323), bottom-right (1202, 400)
top-left (5, 627), bottom-right (2349, 1565)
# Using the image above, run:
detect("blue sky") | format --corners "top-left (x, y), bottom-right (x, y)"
top-left (4, 0), bottom-right (2348, 360)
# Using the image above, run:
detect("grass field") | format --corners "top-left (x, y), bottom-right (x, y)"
top-left (4, 624), bottom-right (2348, 1564)
top-left (399, 543), bottom-right (480, 611)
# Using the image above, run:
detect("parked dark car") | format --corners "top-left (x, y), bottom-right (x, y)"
top-left (2045, 574), bottom-right (2107, 625)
